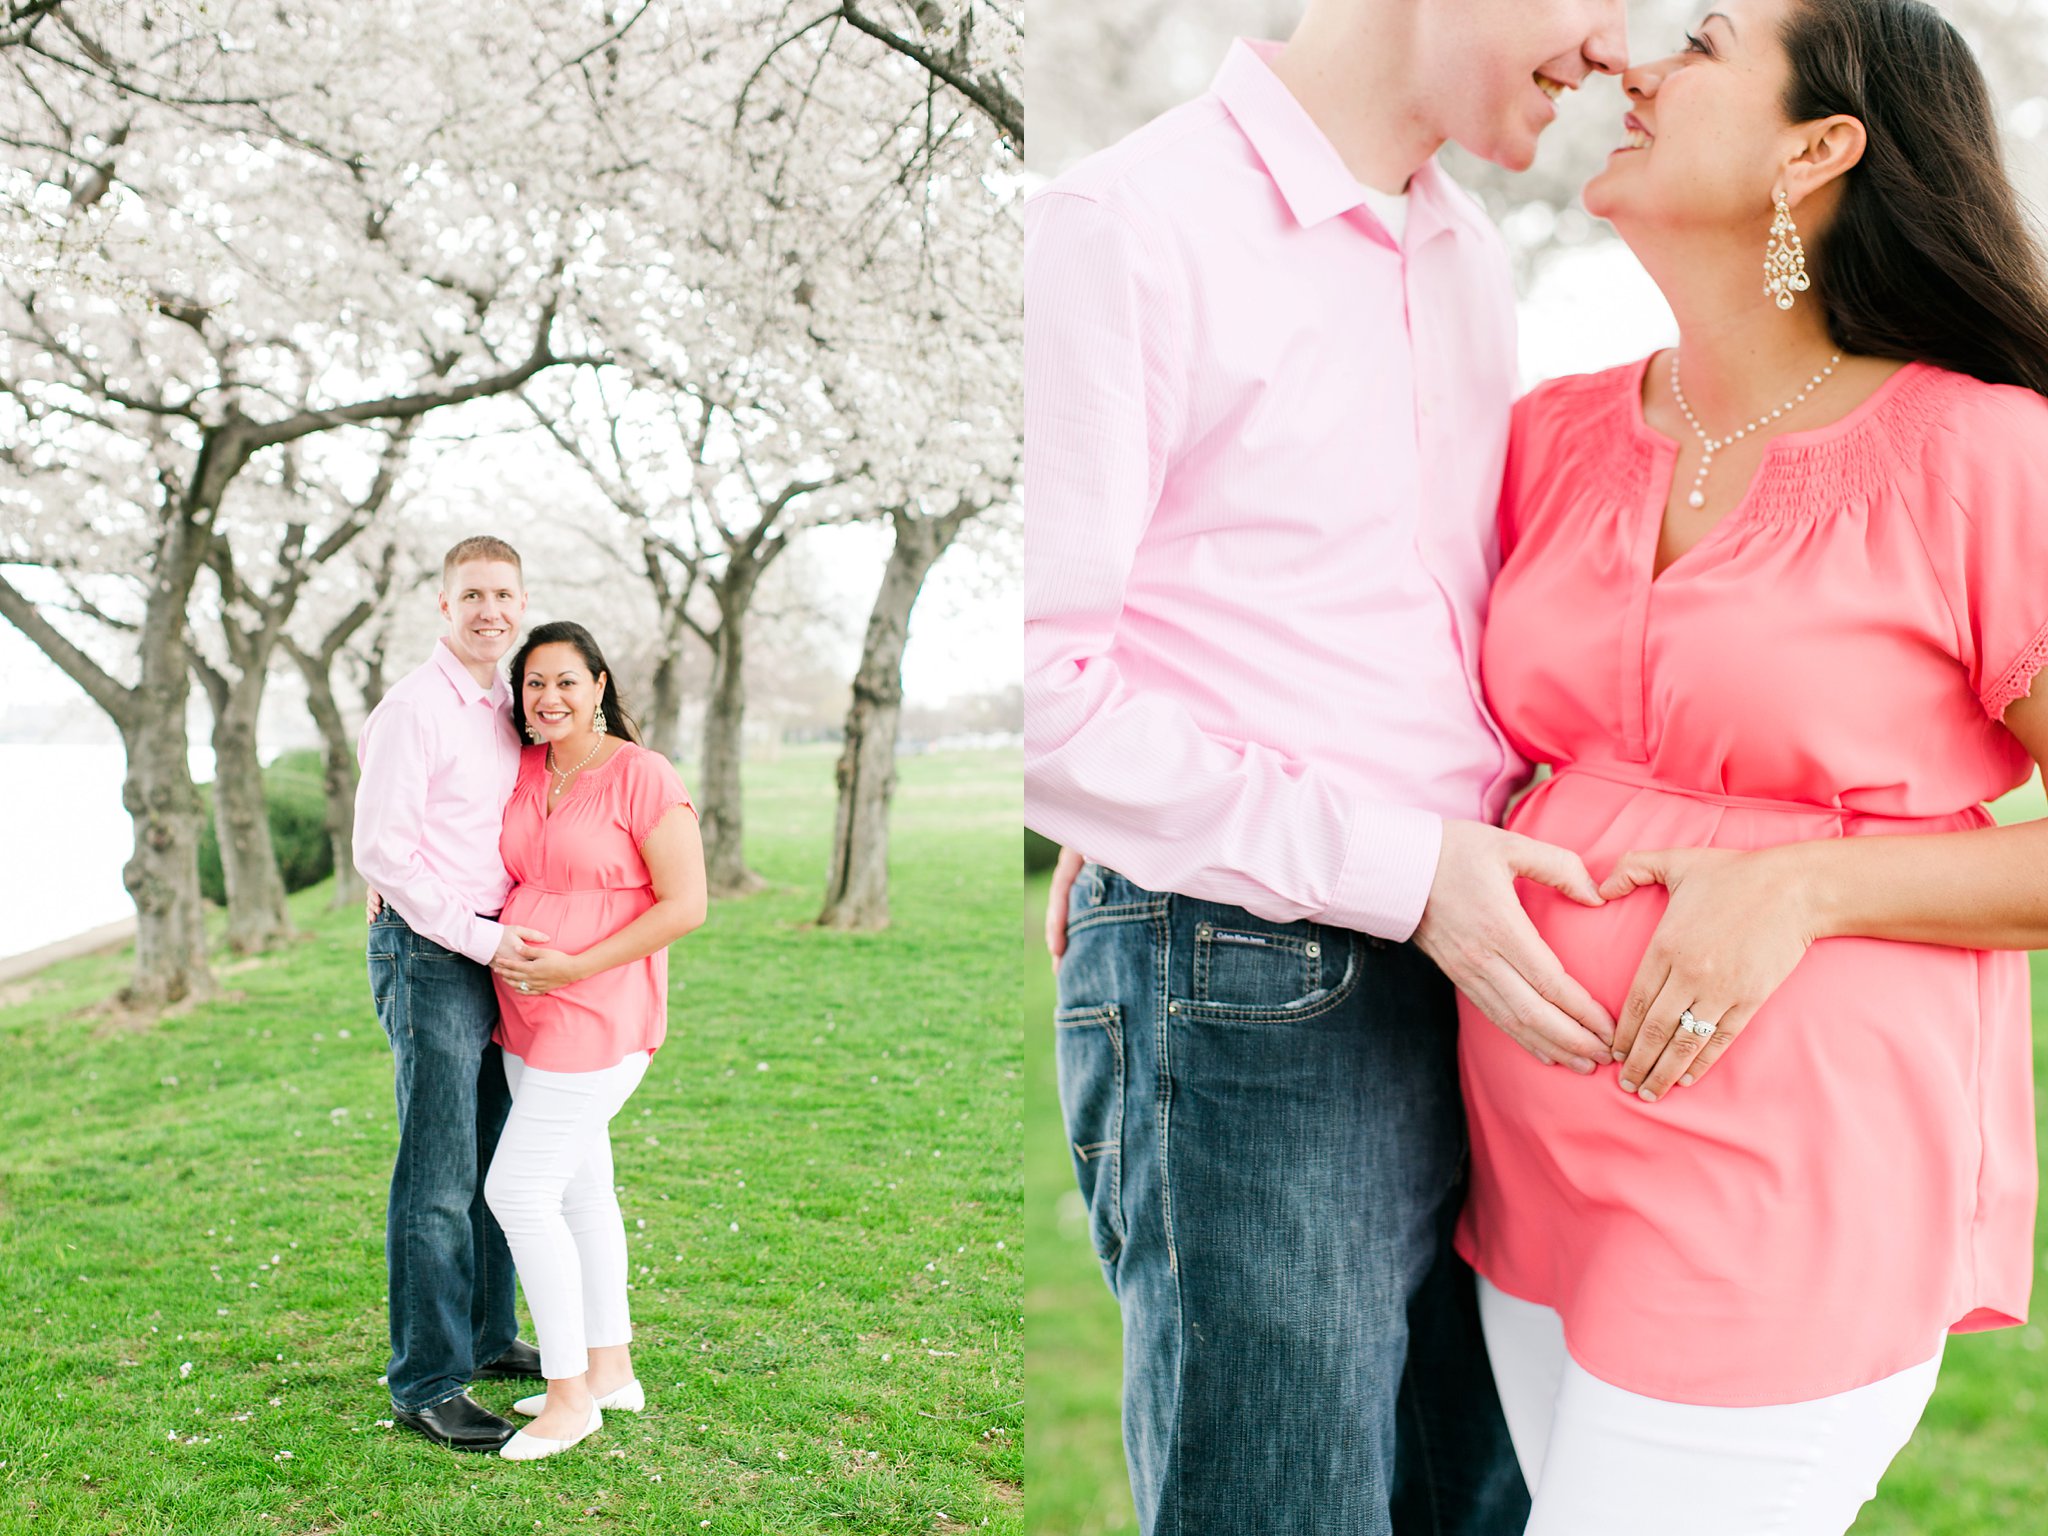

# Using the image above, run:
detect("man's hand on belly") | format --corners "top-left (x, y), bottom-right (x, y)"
top-left (1599, 846), bottom-right (1819, 1102)
top-left (1413, 821), bottom-right (1616, 1072)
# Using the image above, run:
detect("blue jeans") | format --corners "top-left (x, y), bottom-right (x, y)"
top-left (367, 907), bottom-right (520, 1411)
top-left (1054, 865), bottom-right (1528, 1536)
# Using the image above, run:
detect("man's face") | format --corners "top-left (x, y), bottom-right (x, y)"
top-left (438, 559), bottom-right (527, 673)
top-left (1429, 0), bottom-right (1630, 171)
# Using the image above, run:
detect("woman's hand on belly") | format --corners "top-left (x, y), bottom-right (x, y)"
top-left (492, 945), bottom-right (589, 997)
top-left (1599, 846), bottom-right (1821, 1101)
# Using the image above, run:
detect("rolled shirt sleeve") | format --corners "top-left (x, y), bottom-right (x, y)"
top-left (354, 700), bottom-right (505, 964)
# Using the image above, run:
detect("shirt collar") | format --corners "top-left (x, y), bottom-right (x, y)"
top-left (431, 636), bottom-right (509, 709)
top-left (1212, 38), bottom-right (1463, 247)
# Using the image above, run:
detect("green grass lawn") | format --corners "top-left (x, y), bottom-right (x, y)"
top-left (0, 745), bottom-right (1022, 1536)
top-left (1024, 775), bottom-right (2048, 1535)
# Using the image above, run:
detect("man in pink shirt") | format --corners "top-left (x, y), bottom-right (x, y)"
top-left (355, 536), bottom-right (550, 1452)
top-left (1025, 1), bottom-right (1626, 1530)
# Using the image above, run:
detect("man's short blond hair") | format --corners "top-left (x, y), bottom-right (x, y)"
top-left (441, 536), bottom-right (523, 590)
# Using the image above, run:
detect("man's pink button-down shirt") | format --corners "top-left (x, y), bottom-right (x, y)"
top-left (1024, 39), bottom-right (1524, 941)
top-left (354, 639), bottom-right (521, 964)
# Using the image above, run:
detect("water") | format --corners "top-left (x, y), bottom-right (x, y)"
top-left (0, 744), bottom-right (136, 961)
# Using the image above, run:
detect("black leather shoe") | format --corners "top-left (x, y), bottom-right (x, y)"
top-left (472, 1339), bottom-right (544, 1381)
top-left (392, 1393), bottom-right (517, 1452)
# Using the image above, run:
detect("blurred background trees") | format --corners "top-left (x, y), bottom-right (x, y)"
top-left (0, 0), bottom-right (1022, 1003)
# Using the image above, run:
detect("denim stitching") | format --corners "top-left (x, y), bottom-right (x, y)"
top-left (1155, 892), bottom-right (1183, 1529)
top-left (395, 941), bottom-right (422, 1404)
top-left (1065, 899), bottom-right (1158, 938)
top-left (1169, 937), bottom-right (1362, 1025)
top-left (1153, 897), bottom-right (1178, 1279)
top-left (1054, 1004), bottom-right (1126, 1263)
top-left (1192, 923), bottom-right (1322, 1003)
top-left (409, 1381), bottom-right (476, 1413)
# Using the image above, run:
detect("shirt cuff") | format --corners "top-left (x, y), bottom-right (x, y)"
top-left (460, 916), bottom-right (504, 967)
top-left (1325, 804), bottom-right (1444, 942)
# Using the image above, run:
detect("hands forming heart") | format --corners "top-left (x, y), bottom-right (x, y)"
top-left (1593, 845), bottom-right (1823, 1103)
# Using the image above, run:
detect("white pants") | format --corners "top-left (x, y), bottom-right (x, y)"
top-left (1477, 1278), bottom-right (1942, 1536)
top-left (483, 1050), bottom-right (650, 1381)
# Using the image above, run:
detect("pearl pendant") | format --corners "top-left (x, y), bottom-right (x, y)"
top-left (1687, 489), bottom-right (1706, 509)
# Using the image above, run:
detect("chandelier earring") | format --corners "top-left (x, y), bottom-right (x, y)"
top-left (525, 720), bottom-right (542, 744)
top-left (1764, 188), bottom-right (1811, 311)
top-left (594, 702), bottom-right (609, 738)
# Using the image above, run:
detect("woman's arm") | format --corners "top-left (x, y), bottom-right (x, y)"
top-left (1783, 690), bottom-right (2048, 946)
top-left (494, 805), bottom-right (706, 993)
top-left (1601, 688), bottom-right (2048, 1100)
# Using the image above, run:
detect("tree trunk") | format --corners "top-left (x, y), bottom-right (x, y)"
top-left (818, 507), bottom-right (967, 930)
top-left (113, 498), bottom-right (223, 1008)
top-left (207, 689), bottom-right (295, 953)
top-left (645, 632), bottom-right (687, 763)
top-left (117, 693), bottom-right (214, 1009)
top-left (698, 592), bottom-right (764, 897)
top-left (357, 631), bottom-right (391, 716)
top-left (291, 646), bottom-right (364, 908)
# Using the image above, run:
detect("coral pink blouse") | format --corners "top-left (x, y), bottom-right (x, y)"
top-left (1457, 357), bottom-right (2048, 1405)
top-left (493, 742), bottom-right (694, 1073)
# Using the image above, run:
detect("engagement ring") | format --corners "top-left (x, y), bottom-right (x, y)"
top-left (1678, 1009), bottom-right (1716, 1040)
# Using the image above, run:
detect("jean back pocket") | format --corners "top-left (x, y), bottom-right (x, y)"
top-left (1054, 1002), bottom-right (1125, 1277)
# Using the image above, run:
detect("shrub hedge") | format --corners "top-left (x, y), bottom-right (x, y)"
top-left (197, 749), bottom-right (333, 904)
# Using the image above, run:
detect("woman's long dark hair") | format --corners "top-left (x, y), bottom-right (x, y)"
top-left (506, 620), bottom-right (642, 746)
top-left (1782, 0), bottom-right (2048, 396)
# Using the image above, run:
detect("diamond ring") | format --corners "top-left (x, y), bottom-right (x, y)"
top-left (517, 982), bottom-right (532, 994)
top-left (1678, 1009), bottom-right (1716, 1040)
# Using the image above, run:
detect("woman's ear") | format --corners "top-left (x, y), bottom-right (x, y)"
top-left (1784, 114), bottom-right (1866, 207)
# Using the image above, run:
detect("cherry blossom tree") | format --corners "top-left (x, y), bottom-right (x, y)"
top-left (283, 536), bottom-right (406, 911)
top-left (0, 1), bottom-right (632, 1005)
top-left (187, 427), bottom-right (414, 948)
top-left (513, 0), bottom-right (1020, 907)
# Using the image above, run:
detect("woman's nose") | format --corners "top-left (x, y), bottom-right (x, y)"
top-left (1623, 60), bottom-right (1666, 102)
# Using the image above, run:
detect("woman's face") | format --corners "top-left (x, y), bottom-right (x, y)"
top-left (522, 642), bottom-right (606, 746)
top-left (1582, 0), bottom-right (1802, 237)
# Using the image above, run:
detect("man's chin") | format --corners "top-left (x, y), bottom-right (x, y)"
top-left (1455, 122), bottom-right (1539, 174)
top-left (450, 637), bottom-right (512, 669)
top-left (1489, 129), bottom-right (1541, 173)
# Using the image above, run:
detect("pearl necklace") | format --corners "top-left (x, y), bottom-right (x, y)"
top-left (1669, 350), bottom-right (1841, 509)
top-left (546, 735), bottom-right (604, 799)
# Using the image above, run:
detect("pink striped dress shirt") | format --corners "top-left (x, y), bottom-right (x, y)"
top-left (1024, 39), bottom-right (1525, 941)
top-left (354, 639), bottom-right (521, 964)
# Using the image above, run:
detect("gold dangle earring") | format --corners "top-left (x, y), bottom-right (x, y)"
top-left (1764, 188), bottom-right (1810, 311)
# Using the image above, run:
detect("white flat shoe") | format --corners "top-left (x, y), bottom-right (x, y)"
top-left (499, 1402), bottom-right (601, 1460)
top-left (514, 1379), bottom-right (644, 1417)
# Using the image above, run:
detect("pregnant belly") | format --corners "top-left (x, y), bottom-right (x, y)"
top-left (501, 883), bottom-right (654, 957)
top-left (1457, 767), bottom-right (2032, 1405)
top-left (1463, 767), bottom-right (1990, 1210)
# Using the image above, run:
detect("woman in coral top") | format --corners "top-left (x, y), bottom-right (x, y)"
top-left (1456, 0), bottom-right (2048, 1529)
top-left (482, 620), bottom-right (705, 1461)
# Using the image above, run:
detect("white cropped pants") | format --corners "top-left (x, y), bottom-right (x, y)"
top-left (1477, 1278), bottom-right (1942, 1536)
top-left (483, 1049), bottom-right (650, 1381)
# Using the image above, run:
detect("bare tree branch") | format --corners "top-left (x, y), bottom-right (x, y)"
top-left (833, 2), bottom-right (1020, 150)
top-left (0, 567), bottom-right (134, 723)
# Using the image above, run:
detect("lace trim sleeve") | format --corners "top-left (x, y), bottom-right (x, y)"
top-left (1982, 616), bottom-right (2048, 721)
